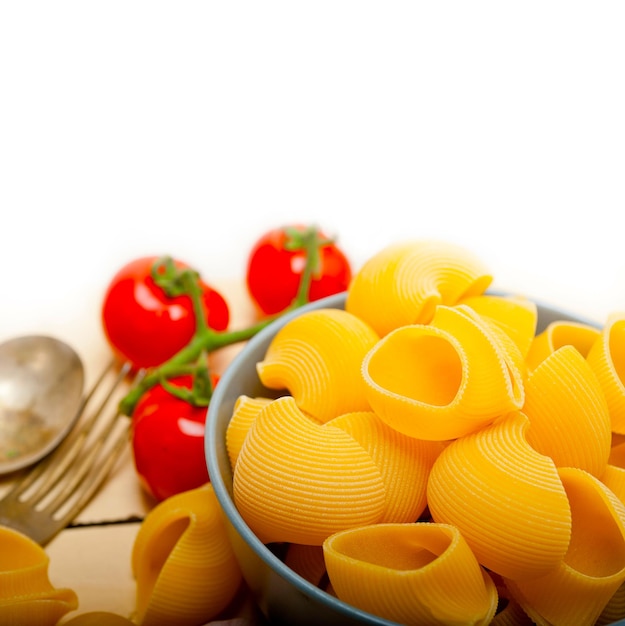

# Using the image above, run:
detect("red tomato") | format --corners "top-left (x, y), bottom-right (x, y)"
top-left (101, 256), bottom-right (229, 369)
top-left (245, 225), bottom-right (352, 315)
top-left (131, 375), bottom-right (213, 502)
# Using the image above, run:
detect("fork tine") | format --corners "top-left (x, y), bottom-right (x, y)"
top-left (8, 359), bottom-right (127, 499)
top-left (0, 359), bottom-right (143, 546)
top-left (25, 361), bottom-right (134, 508)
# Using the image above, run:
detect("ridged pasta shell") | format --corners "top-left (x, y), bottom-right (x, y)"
top-left (427, 411), bottom-right (572, 581)
top-left (233, 396), bottom-right (386, 545)
top-left (505, 467), bottom-right (625, 626)
top-left (284, 543), bottom-right (328, 588)
top-left (522, 345), bottom-right (611, 477)
top-left (132, 483), bottom-right (242, 626)
top-left (461, 294), bottom-right (538, 360)
top-left (226, 395), bottom-right (272, 470)
top-left (489, 581), bottom-right (534, 625)
top-left (602, 465), bottom-right (625, 507)
top-left (362, 305), bottom-right (524, 441)
top-left (0, 526), bottom-right (78, 626)
top-left (345, 239), bottom-right (493, 336)
top-left (596, 580), bottom-right (625, 625)
top-left (587, 313), bottom-right (625, 433)
top-left (328, 411), bottom-right (443, 522)
top-left (256, 308), bottom-right (379, 423)
top-left (610, 440), bottom-right (625, 468)
top-left (526, 319), bottom-right (600, 371)
top-left (323, 522), bottom-right (498, 626)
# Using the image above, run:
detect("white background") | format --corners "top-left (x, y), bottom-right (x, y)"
top-left (1, 1), bottom-right (624, 375)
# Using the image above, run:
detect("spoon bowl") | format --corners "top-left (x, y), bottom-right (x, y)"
top-left (0, 335), bottom-right (85, 475)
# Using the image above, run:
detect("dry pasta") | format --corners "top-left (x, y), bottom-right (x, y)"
top-left (461, 294), bottom-right (538, 360)
top-left (602, 465), bottom-right (625, 507)
top-left (426, 411), bottom-right (571, 581)
top-left (362, 305), bottom-right (524, 441)
top-left (323, 522), bottom-right (498, 626)
top-left (132, 483), bottom-right (242, 626)
top-left (0, 525), bottom-right (78, 626)
top-left (283, 543), bottom-right (328, 588)
top-left (587, 313), bottom-right (625, 433)
top-left (522, 344), bottom-right (611, 477)
top-left (233, 396), bottom-right (386, 545)
top-left (596, 580), bottom-right (625, 625)
top-left (328, 411), bottom-right (443, 523)
top-left (225, 394), bottom-right (272, 470)
top-left (345, 239), bottom-right (493, 336)
top-left (226, 239), bottom-right (625, 624)
top-left (525, 319), bottom-right (600, 371)
top-left (256, 308), bottom-right (379, 423)
top-left (504, 467), bottom-right (625, 626)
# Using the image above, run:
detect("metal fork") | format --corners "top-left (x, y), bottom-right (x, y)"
top-left (0, 359), bottom-right (139, 546)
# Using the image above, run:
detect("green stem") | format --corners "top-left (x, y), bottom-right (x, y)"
top-left (118, 225), bottom-right (330, 416)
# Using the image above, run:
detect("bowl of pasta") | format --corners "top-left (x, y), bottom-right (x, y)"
top-left (206, 240), bottom-right (625, 626)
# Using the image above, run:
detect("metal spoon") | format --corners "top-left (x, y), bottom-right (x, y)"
top-left (0, 335), bottom-right (85, 475)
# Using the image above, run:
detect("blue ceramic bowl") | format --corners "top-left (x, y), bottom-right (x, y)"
top-left (206, 292), bottom-right (624, 625)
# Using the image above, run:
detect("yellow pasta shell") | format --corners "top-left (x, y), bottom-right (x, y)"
top-left (505, 467), bottom-right (625, 626)
top-left (345, 239), bottom-right (493, 336)
top-left (461, 294), bottom-right (538, 360)
top-left (602, 465), bottom-right (625, 507)
top-left (427, 411), bottom-right (572, 581)
top-left (362, 305), bottom-right (524, 441)
top-left (610, 440), bottom-right (625, 468)
top-left (256, 308), bottom-right (379, 423)
top-left (323, 522), bottom-right (498, 626)
top-left (489, 581), bottom-right (534, 626)
top-left (225, 395), bottom-right (272, 470)
top-left (284, 543), bottom-right (328, 588)
top-left (526, 319), bottom-right (600, 371)
top-left (132, 483), bottom-right (243, 626)
top-left (596, 580), bottom-right (625, 625)
top-left (233, 396), bottom-right (386, 545)
top-left (587, 313), bottom-right (625, 433)
top-left (522, 345), bottom-right (611, 477)
top-left (0, 525), bottom-right (78, 626)
top-left (328, 411), bottom-right (443, 522)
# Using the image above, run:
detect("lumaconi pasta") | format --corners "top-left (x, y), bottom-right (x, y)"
top-left (345, 239), bottom-right (493, 336)
top-left (461, 294), bottom-right (538, 360)
top-left (328, 411), bottom-right (443, 523)
top-left (522, 345), bottom-right (611, 477)
top-left (525, 319), bottom-right (600, 371)
top-left (323, 523), bottom-right (498, 626)
top-left (132, 483), bottom-right (242, 626)
top-left (283, 543), bottom-right (328, 588)
top-left (362, 305), bottom-right (525, 441)
top-left (226, 239), bottom-right (625, 624)
top-left (603, 465), bottom-right (625, 507)
top-left (233, 396), bottom-right (386, 545)
top-left (256, 308), bottom-right (379, 423)
top-left (426, 411), bottom-right (572, 581)
top-left (0, 525), bottom-right (78, 626)
top-left (225, 394), bottom-right (272, 470)
top-left (587, 313), bottom-right (625, 434)
top-left (504, 467), bottom-right (625, 626)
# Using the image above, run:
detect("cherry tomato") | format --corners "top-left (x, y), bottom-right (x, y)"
top-left (245, 225), bottom-right (352, 315)
top-left (101, 256), bottom-right (229, 369)
top-left (131, 375), bottom-right (214, 502)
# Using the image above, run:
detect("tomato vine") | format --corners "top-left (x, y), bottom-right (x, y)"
top-left (117, 225), bottom-right (339, 416)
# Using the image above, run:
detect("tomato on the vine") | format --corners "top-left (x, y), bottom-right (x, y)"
top-left (101, 256), bottom-right (229, 369)
top-left (245, 225), bottom-right (352, 316)
top-left (131, 375), bottom-right (215, 502)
